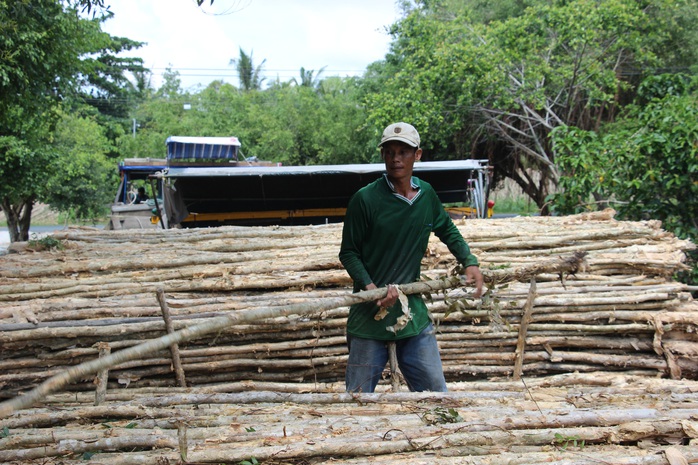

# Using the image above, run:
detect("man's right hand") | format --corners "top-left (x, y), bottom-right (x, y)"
top-left (366, 283), bottom-right (399, 308)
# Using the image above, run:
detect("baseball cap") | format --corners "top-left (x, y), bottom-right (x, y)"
top-left (379, 122), bottom-right (420, 148)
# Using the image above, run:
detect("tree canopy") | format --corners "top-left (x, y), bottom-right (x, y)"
top-left (552, 73), bottom-right (698, 283)
top-left (0, 0), bottom-right (141, 240)
top-left (362, 0), bottom-right (697, 214)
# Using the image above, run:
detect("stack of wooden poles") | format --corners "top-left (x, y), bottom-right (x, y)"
top-left (1, 209), bottom-right (697, 464)
top-left (0, 209), bottom-right (696, 399)
top-left (1, 373), bottom-right (697, 464)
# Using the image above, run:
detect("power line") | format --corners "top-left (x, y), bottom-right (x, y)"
top-left (147, 67), bottom-right (367, 73)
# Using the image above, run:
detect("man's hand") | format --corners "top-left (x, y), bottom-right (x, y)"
top-left (463, 265), bottom-right (484, 298)
top-left (365, 283), bottom-right (399, 308)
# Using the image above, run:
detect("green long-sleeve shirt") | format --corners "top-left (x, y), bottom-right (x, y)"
top-left (339, 175), bottom-right (479, 340)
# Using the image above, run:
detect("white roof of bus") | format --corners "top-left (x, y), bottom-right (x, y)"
top-left (163, 160), bottom-right (488, 178)
top-left (166, 136), bottom-right (241, 146)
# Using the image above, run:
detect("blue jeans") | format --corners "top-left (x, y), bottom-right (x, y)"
top-left (345, 324), bottom-right (447, 393)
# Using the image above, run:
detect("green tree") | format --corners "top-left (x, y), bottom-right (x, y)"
top-left (124, 72), bottom-right (374, 167)
top-left (117, 69), bottom-right (224, 160)
top-left (292, 66), bottom-right (327, 88)
top-left (77, 30), bottom-right (148, 152)
top-left (551, 74), bottom-right (698, 283)
top-left (0, 135), bottom-right (55, 242)
top-left (0, 0), bottom-right (108, 241)
top-left (45, 110), bottom-right (116, 223)
top-left (230, 47), bottom-right (266, 91)
top-left (364, 0), bottom-right (698, 213)
top-left (316, 77), bottom-right (375, 164)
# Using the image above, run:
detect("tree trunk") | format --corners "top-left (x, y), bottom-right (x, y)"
top-left (1, 195), bottom-right (34, 242)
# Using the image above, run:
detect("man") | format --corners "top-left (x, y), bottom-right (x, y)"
top-left (135, 187), bottom-right (149, 204)
top-left (339, 122), bottom-right (484, 393)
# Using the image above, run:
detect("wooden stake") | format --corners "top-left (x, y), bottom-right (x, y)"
top-left (388, 342), bottom-right (400, 391)
top-left (177, 420), bottom-right (188, 462)
top-left (93, 342), bottom-right (111, 406)
top-left (156, 288), bottom-right (187, 388)
top-left (513, 277), bottom-right (537, 380)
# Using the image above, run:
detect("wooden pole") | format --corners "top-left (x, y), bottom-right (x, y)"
top-left (156, 288), bottom-right (187, 388)
top-left (177, 420), bottom-right (188, 462)
top-left (93, 342), bottom-right (110, 406)
top-left (513, 277), bottom-right (537, 380)
top-left (388, 342), bottom-right (400, 391)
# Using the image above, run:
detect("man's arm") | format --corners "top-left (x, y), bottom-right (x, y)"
top-left (431, 194), bottom-right (484, 297)
top-left (339, 193), bottom-right (401, 307)
top-left (339, 194), bottom-right (373, 290)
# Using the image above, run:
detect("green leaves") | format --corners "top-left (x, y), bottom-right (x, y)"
top-left (363, 0), bottom-right (698, 214)
top-left (554, 432), bottom-right (586, 450)
top-left (44, 111), bottom-right (115, 222)
top-left (551, 73), bottom-right (698, 258)
top-left (421, 407), bottom-right (464, 425)
top-left (125, 74), bottom-right (374, 166)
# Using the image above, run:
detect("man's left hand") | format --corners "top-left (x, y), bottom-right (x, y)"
top-left (463, 265), bottom-right (484, 298)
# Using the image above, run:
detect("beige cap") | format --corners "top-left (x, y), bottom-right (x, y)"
top-left (379, 122), bottom-right (420, 148)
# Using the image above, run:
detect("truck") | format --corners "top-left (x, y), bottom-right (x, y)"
top-left (109, 136), bottom-right (493, 229)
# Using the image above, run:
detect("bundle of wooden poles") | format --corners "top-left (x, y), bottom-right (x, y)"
top-left (0, 373), bottom-right (697, 464)
top-left (1, 209), bottom-right (697, 463)
top-left (1, 209), bottom-right (696, 399)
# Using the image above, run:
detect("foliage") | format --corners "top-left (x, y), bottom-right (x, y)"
top-left (231, 47), bottom-right (266, 91)
top-left (71, 0), bottom-right (108, 15)
top-left (488, 194), bottom-right (538, 215)
top-left (421, 407), bottom-right (463, 425)
top-left (0, 0), bottom-right (138, 241)
top-left (362, 0), bottom-right (698, 213)
top-left (551, 73), bottom-right (698, 285)
top-left (117, 69), bottom-right (197, 159)
top-left (291, 66), bottom-right (327, 88)
top-left (76, 27), bottom-right (148, 151)
top-left (3, 0), bottom-right (698, 249)
top-left (124, 75), bottom-right (374, 165)
top-left (0, 0), bottom-right (99, 135)
top-left (553, 432), bottom-right (586, 450)
top-left (45, 110), bottom-right (117, 223)
top-left (0, 134), bottom-right (56, 242)
top-left (28, 234), bottom-right (65, 252)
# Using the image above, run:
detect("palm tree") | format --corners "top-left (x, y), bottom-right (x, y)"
top-left (230, 48), bottom-right (266, 91)
top-left (291, 66), bottom-right (327, 88)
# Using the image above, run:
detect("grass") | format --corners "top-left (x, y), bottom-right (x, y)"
top-left (491, 194), bottom-right (539, 215)
top-left (0, 204), bottom-right (106, 228)
top-left (488, 176), bottom-right (544, 216)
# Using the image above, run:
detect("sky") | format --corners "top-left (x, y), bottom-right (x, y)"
top-left (100, 0), bottom-right (404, 91)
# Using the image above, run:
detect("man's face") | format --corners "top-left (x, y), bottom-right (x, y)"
top-left (381, 141), bottom-right (422, 180)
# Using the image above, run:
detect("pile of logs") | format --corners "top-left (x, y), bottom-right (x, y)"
top-left (1, 373), bottom-right (697, 464)
top-left (1, 209), bottom-right (698, 464)
top-left (0, 209), bottom-right (696, 400)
